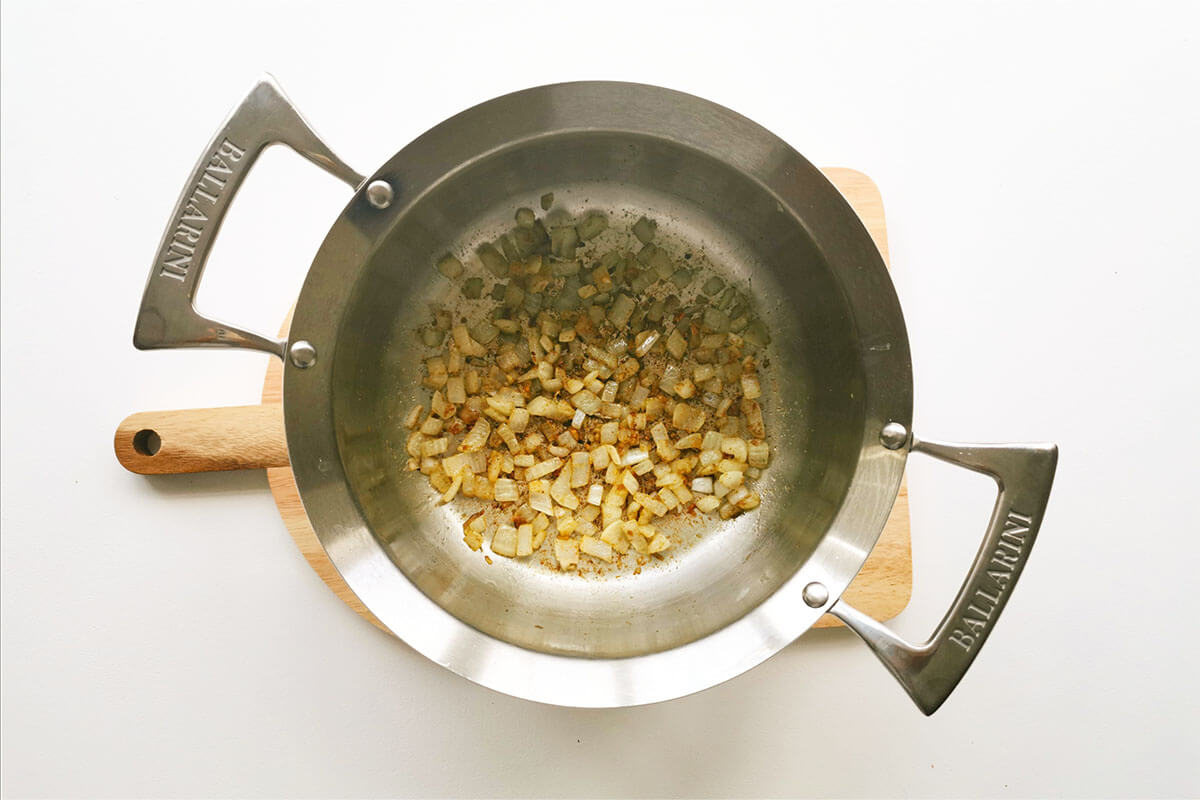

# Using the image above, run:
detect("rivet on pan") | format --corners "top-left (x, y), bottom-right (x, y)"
top-left (803, 582), bottom-right (829, 609)
top-left (289, 340), bottom-right (317, 369)
top-left (880, 422), bottom-right (910, 450)
top-left (365, 179), bottom-right (393, 209)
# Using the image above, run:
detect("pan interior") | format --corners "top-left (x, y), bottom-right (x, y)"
top-left (330, 131), bottom-right (866, 658)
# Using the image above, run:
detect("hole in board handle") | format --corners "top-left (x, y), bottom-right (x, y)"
top-left (133, 429), bottom-right (161, 456)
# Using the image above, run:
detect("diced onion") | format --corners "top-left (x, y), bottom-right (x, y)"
top-left (632, 216), bottom-right (657, 244)
top-left (555, 538), bottom-right (579, 568)
top-left (492, 524), bottom-right (517, 557)
top-left (436, 254), bottom-right (464, 279)
top-left (631, 459), bottom-right (654, 476)
top-left (576, 213), bottom-right (608, 241)
top-left (516, 524), bottom-right (534, 557)
top-left (413, 202), bottom-right (777, 573)
top-left (580, 535), bottom-right (613, 562)
top-left (494, 478), bottom-right (519, 503)
top-left (569, 452), bottom-right (591, 488)
top-left (665, 329), bottom-right (688, 360)
top-left (608, 294), bottom-right (636, 329)
top-left (718, 471), bottom-right (745, 489)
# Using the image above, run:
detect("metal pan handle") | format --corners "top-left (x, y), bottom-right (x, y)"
top-left (830, 433), bottom-right (1058, 714)
top-left (133, 75), bottom-right (363, 359)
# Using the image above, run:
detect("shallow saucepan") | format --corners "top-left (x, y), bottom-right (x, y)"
top-left (133, 77), bottom-right (1056, 713)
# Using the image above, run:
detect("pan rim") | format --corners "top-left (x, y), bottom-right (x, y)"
top-left (284, 80), bottom-right (911, 706)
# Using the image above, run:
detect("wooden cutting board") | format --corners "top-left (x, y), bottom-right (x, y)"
top-left (115, 167), bottom-right (911, 631)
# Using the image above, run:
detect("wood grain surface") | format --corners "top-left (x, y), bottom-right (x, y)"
top-left (114, 167), bottom-right (911, 631)
top-left (114, 405), bottom-right (287, 474)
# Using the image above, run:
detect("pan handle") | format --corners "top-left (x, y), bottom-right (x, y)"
top-left (133, 75), bottom-right (364, 359)
top-left (829, 434), bottom-right (1058, 715)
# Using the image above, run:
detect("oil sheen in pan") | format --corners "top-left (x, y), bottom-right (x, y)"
top-left (376, 181), bottom-right (798, 588)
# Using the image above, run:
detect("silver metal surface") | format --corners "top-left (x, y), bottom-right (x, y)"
top-left (133, 77), bottom-right (1056, 712)
top-left (802, 582), bottom-right (830, 608)
top-left (289, 340), bottom-right (317, 369)
top-left (365, 180), bottom-right (393, 209)
top-left (133, 75), bottom-right (364, 358)
top-left (880, 421), bottom-right (910, 450)
top-left (830, 435), bottom-right (1058, 715)
top-left (285, 80), bottom-right (911, 706)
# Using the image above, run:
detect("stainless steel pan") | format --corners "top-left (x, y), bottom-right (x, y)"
top-left (133, 76), bottom-right (1057, 713)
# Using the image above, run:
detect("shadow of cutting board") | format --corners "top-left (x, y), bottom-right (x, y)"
top-left (115, 167), bottom-right (911, 632)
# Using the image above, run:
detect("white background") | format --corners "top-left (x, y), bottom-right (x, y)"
top-left (3, 1), bottom-right (1198, 797)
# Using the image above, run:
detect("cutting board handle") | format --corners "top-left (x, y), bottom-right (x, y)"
top-left (114, 406), bottom-right (288, 474)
